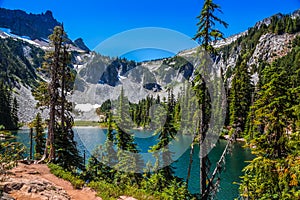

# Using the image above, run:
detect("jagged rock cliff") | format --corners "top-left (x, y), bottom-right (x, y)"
top-left (0, 9), bottom-right (60, 40)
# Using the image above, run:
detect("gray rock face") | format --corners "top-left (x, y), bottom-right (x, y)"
top-left (248, 32), bottom-right (298, 67)
top-left (15, 85), bottom-right (48, 123)
top-left (0, 8), bottom-right (61, 40)
top-left (74, 38), bottom-right (90, 52)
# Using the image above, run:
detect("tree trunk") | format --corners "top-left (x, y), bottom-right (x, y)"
top-left (47, 35), bottom-right (62, 162)
top-left (186, 142), bottom-right (194, 186)
top-left (200, 81), bottom-right (209, 199)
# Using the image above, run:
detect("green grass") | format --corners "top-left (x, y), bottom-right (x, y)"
top-left (88, 181), bottom-right (158, 200)
top-left (48, 163), bottom-right (85, 189)
top-left (74, 120), bottom-right (101, 127)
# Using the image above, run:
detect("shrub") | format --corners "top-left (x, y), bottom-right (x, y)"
top-left (48, 163), bottom-right (85, 189)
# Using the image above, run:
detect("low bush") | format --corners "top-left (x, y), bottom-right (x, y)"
top-left (48, 163), bottom-right (85, 189)
top-left (88, 180), bottom-right (158, 200)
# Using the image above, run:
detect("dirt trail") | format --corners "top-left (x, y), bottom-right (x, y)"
top-left (7, 163), bottom-right (102, 200)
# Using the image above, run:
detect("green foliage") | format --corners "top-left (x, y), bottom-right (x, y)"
top-left (48, 163), bottom-right (85, 189)
top-left (86, 88), bottom-right (196, 199)
top-left (86, 115), bottom-right (118, 183)
top-left (32, 113), bottom-right (45, 159)
top-left (240, 155), bottom-right (300, 199)
top-left (89, 180), bottom-right (156, 200)
top-left (74, 120), bottom-right (100, 126)
top-left (0, 37), bottom-right (43, 87)
top-left (89, 177), bottom-right (194, 200)
top-left (194, 0), bottom-right (228, 52)
top-left (240, 36), bottom-right (300, 199)
top-left (0, 82), bottom-right (19, 130)
top-left (0, 130), bottom-right (25, 173)
top-left (269, 15), bottom-right (300, 35)
top-left (96, 99), bottom-right (111, 122)
top-left (129, 95), bottom-right (155, 128)
top-left (229, 57), bottom-right (253, 137)
top-left (150, 89), bottom-right (177, 181)
top-left (33, 26), bottom-right (82, 170)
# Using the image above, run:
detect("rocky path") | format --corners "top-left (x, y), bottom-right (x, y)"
top-left (1, 163), bottom-right (102, 200)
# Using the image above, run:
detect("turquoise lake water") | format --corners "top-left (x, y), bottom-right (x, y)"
top-left (14, 127), bottom-right (254, 199)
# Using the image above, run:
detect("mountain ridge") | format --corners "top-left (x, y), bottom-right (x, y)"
top-left (1, 8), bottom-right (300, 122)
top-left (0, 8), bottom-right (90, 52)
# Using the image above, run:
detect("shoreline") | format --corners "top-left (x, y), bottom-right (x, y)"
top-left (221, 135), bottom-right (246, 142)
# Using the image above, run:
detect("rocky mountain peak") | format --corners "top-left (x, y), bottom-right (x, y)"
top-left (44, 10), bottom-right (53, 18)
top-left (74, 38), bottom-right (90, 52)
top-left (0, 8), bottom-right (61, 40)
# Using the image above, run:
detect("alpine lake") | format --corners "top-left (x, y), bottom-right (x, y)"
top-left (13, 127), bottom-right (254, 200)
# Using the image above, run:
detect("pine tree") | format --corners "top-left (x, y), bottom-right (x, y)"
top-left (194, 0), bottom-right (228, 52)
top-left (11, 97), bottom-right (19, 129)
top-left (150, 89), bottom-right (176, 183)
top-left (114, 87), bottom-right (143, 184)
top-left (193, 70), bottom-right (212, 198)
top-left (33, 113), bottom-right (45, 160)
top-left (0, 130), bottom-right (25, 173)
top-left (100, 112), bottom-right (118, 181)
top-left (274, 19), bottom-right (285, 35)
top-left (55, 43), bottom-right (83, 170)
top-left (0, 82), bottom-right (15, 130)
top-left (229, 58), bottom-right (253, 136)
top-left (33, 26), bottom-right (82, 170)
top-left (240, 54), bottom-right (300, 199)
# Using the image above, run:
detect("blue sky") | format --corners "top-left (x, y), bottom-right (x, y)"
top-left (1, 0), bottom-right (300, 61)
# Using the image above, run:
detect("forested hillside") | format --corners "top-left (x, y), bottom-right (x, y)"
top-left (0, 37), bottom-right (44, 87)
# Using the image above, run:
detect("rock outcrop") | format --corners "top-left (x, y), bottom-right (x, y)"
top-left (74, 38), bottom-right (90, 53)
top-left (2, 178), bottom-right (70, 200)
top-left (0, 8), bottom-right (61, 40)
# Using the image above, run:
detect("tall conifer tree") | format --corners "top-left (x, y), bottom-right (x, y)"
top-left (194, 0), bottom-right (228, 52)
top-left (33, 26), bottom-right (82, 169)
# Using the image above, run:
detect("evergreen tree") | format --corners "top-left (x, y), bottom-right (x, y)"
top-left (274, 19), bottom-right (285, 35)
top-left (150, 89), bottom-right (177, 183)
top-left (194, 0), bottom-right (228, 52)
top-left (88, 112), bottom-right (118, 181)
top-left (33, 26), bottom-right (82, 170)
top-left (11, 97), bottom-right (19, 129)
top-left (102, 113), bottom-right (118, 179)
top-left (240, 46), bottom-right (300, 198)
top-left (0, 130), bottom-right (25, 173)
top-left (193, 70), bottom-right (212, 198)
top-left (114, 87), bottom-right (143, 184)
top-left (229, 58), bottom-right (253, 136)
top-left (0, 82), bottom-right (16, 130)
top-left (33, 113), bottom-right (45, 160)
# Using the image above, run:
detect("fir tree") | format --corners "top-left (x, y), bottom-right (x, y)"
top-left (194, 0), bottom-right (228, 52)
top-left (11, 97), bottom-right (19, 129)
top-left (0, 130), bottom-right (25, 173)
top-left (97, 112), bottom-right (118, 181)
top-left (240, 44), bottom-right (300, 198)
top-left (193, 70), bottom-right (212, 198)
top-left (229, 58), bottom-right (253, 136)
top-left (33, 113), bottom-right (45, 160)
top-left (150, 89), bottom-right (177, 183)
top-left (33, 26), bottom-right (82, 170)
top-left (0, 82), bottom-right (16, 130)
top-left (114, 87), bottom-right (143, 184)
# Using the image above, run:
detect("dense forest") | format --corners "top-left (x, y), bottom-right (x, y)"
top-left (0, 82), bottom-right (18, 130)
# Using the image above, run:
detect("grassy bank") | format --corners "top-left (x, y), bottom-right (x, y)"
top-left (74, 121), bottom-right (105, 127)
